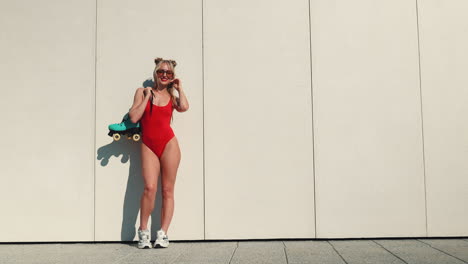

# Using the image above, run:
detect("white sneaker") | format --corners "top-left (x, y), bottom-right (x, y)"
top-left (137, 228), bottom-right (151, 249)
top-left (153, 229), bottom-right (169, 248)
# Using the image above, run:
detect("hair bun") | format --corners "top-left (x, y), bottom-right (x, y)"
top-left (154, 57), bottom-right (177, 67)
top-left (154, 57), bottom-right (163, 65)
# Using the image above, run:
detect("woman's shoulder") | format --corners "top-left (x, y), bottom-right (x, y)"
top-left (134, 87), bottom-right (146, 94)
top-left (132, 88), bottom-right (148, 99)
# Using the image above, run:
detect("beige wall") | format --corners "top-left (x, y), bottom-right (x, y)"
top-left (0, 0), bottom-right (96, 241)
top-left (203, 0), bottom-right (315, 239)
top-left (417, 0), bottom-right (468, 236)
top-left (1, 0), bottom-right (467, 242)
top-left (94, 0), bottom-right (204, 241)
top-left (310, 0), bottom-right (427, 238)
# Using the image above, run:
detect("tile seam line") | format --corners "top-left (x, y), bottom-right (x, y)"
top-left (417, 239), bottom-right (468, 264)
top-left (228, 242), bottom-right (239, 264)
top-left (372, 240), bottom-right (409, 264)
top-left (415, 0), bottom-right (428, 237)
top-left (283, 241), bottom-right (290, 264)
top-left (327, 241), bottom-right (349, 264)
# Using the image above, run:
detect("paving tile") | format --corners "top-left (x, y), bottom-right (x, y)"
top-left (230, 241), bottom-right (287, 264)
top-left (330, 240), bottom-right (405, 264)
top-left (376, 239), bottom-right (466, 264)
top-left (119, 241), bottom-right (192, 264)
top-left (416, 239), bottom-right (468, 263)
top-left (0, 243), bottom-right (60, 264)
top-left (170, 241), bottom-right (237, 264)
top-left (284, 240), bottom-right (345, 264)
top-left (0, 243), bottom-right (135, 264)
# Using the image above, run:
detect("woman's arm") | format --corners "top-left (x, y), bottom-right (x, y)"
top-left (129, 87), bottom-right (151, 123)
top-left (174, 82), bottom-right (189, 113)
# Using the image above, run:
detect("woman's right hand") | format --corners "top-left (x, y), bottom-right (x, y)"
top-left (143, 87), bottom-right (153, 98)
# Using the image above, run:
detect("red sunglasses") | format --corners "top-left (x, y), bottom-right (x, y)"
top-left (155, 69), bottom-right (174, 78)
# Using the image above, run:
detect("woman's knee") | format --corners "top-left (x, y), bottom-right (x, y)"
top-left (144, 183), bottom-right (157, 195)
top-left (162, 186), bottom-right (174, 200)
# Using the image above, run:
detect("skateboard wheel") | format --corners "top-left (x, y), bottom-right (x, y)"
top-left (133, 134), bottom-right (141, 142)
top-left (113, 133), bottom-right (121, 141)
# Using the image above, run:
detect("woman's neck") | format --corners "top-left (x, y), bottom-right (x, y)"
top-left (153, 84), bottom-right (167, 92)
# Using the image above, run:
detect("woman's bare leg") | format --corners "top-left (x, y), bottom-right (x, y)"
top-left (139, 142), bottom-right (160, 230)
top-left (159, 137), bottom-right (181, 234)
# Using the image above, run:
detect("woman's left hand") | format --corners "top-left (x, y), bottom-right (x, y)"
top-left (171, 78), bottom-right (181, 91)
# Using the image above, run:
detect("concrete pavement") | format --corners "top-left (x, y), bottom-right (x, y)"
top-left (1, 238), bottom-right (468, 264)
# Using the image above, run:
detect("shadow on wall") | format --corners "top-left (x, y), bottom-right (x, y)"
top-left (96, 78), bottom-right (162, 242)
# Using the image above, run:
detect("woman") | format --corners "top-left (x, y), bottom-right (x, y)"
top-left (128, 57), bottom-right (189, 249)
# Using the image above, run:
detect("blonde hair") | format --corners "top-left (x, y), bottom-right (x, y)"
top-left (151, 57), bottom-right (178, 123)
top-left (153, 57), bottom-right (177, 106)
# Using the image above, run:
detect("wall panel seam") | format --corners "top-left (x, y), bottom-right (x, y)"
top-left (415, 0), bottom-right (428, 237)
top-left (93, 0), bottom-right (98, 242)
top-left (201, 0), bottom-right (206, 240)
top-left (308, 0), bottom-right (317, 239)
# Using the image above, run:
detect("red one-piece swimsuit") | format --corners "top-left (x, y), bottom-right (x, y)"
top-left (140, 96), bottom-right (175, 158)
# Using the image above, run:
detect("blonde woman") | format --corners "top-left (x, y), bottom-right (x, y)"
top-left (129, 58), bottom-right (189, 249)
